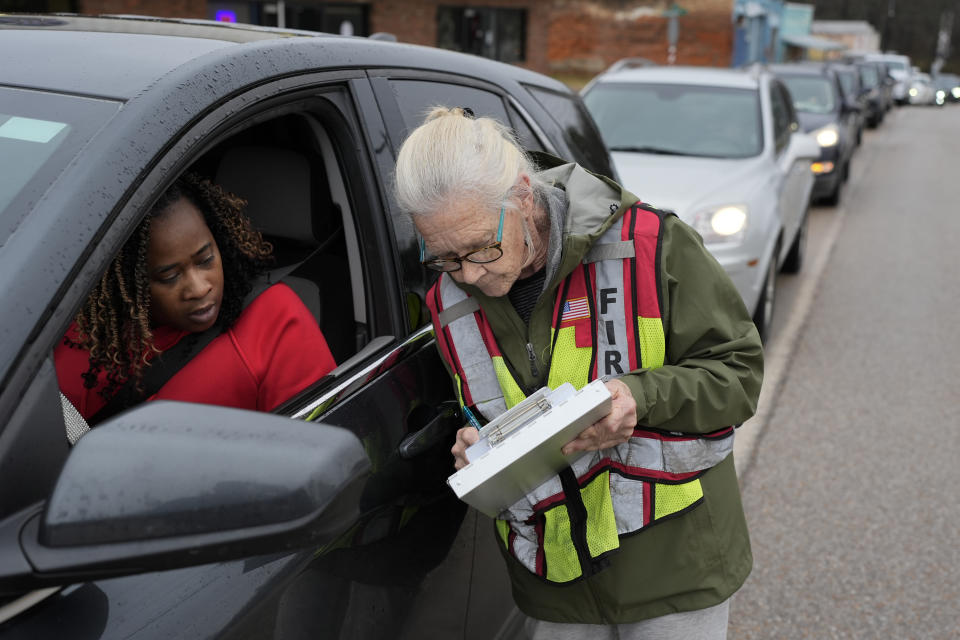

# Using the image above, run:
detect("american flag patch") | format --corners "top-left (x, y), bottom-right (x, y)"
top-left (561, 297), bottom-right (590, 323)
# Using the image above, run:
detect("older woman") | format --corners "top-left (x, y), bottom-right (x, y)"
top-left (396, 107), bottom-right (763, 639)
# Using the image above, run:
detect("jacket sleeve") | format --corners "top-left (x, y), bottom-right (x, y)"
top-left (619, 215), bottom-right (764, 433)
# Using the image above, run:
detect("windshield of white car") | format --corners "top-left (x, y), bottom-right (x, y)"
top-left (583, 82), bottom-right (763, 159)
top-left (0, 88), bottom-right (119, 245)
top-left (780, 76), bottom-right (837, 114)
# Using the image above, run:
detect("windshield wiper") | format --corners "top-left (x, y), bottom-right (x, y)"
top-left (608, 145), bottom-right (696, 156)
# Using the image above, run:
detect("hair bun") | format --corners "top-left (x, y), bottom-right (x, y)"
top-left (425, 106), bottom-right (475, 122)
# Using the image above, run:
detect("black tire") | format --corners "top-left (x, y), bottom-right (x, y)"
top-left (753, 247), bottom-right (779, 343)
top-left (823, 174), bottom-right (842, 206)
top-left (782, 213), bottom-right (807, 274)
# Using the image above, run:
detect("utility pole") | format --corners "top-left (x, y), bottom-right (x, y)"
top-left (932, 8), bottom-right (954, 75)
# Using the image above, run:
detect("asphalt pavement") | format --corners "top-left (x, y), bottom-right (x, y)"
top-left (728, 105), bottom-right (960, 639)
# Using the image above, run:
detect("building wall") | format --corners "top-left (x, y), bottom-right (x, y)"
top-left (81, 0), bottom-right (205, 19)
top-left (547, 0), bottom-right (734, 73)
top-left (74, 0), bottom-right (734, 77)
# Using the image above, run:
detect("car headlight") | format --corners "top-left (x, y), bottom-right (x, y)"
top-left (909, 87), bottom-right (919, 97)
top-left (812, 124), bottom-right (839, 147)
top-left (692, 205), bottom-right (748, 245)
top-left (952, 87), bottom-right (960, 99)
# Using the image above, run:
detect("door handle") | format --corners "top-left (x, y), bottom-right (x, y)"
top-left (398, 401), bottom-right (460, 460)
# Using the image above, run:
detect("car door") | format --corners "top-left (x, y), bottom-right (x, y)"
top-left (366, 71), bottom-right (534, 640)
top-left (0, 72), bottom-right (479, 640)
top-left (768, 79), bottom-right (810, 262)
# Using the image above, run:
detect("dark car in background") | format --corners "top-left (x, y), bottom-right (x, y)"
top-left (933, 73), bottom-right (960, 105)
top-left (0, 14), bottom-right (616, 639)
top-left (851, 60), bottom-right (888, 127)
top-left (830, 63), bottom-right (866, 145)
top-left (772, 63), bottom-right (860, 205)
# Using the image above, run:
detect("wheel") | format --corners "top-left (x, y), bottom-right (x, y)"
top-left (781, 213), bottom-right (807, 274)
top-left (753, 247), bottom-right (779, 343)
top-left (823, 173), bottom-right (842, 206)
top-left (842, 157), bottom-right (851, 183)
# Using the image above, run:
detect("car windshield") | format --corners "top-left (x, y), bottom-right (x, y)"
top-left (583, 82), bottom-right (763, 159)
top-left (858, 65), bottom-right (880, 88)
top-left (0, 88), bottom-right (119, 245)
top-left (884, 60), bottom-right (907, 71)
top-left (780, 76), bottom-right (837, 114)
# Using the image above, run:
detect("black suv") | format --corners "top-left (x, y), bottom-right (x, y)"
top-left (0, 15), bottom-right (614, 639)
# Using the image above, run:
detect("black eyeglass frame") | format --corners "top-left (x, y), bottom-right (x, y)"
top-left (418, 204), bottom-right (505, 272)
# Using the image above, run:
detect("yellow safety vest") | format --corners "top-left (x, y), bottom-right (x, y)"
top-left (427, 204), bottom-right (734, 583)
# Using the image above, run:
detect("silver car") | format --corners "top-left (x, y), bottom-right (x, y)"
top-left (582, 65), bottom-right (819, 340)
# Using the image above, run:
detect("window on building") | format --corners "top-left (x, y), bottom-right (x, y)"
top-left (436, 6), bottom-right (526, 63)
top-left (207, 2), bottom-right (368, 36)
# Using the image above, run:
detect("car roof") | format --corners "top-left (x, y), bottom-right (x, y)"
top-left (0, 14), bottom-right (566, 100)
top-left (591, 65), bottom-right (760, 90)
top-left (768, 62), bottom-right (837, 78)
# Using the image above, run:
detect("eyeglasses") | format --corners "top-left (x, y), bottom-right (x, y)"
top-left (419, 205), bottom-right (505, 272)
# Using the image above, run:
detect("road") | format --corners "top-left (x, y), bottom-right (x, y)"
top-left (728, 104), bottom-right (960, 639)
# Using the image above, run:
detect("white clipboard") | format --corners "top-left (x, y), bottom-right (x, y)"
top-left (447, 379), bottom-right (612, 518)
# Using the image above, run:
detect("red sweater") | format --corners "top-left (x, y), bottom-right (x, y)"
top-left (55, 283), bottom-right (336, 420)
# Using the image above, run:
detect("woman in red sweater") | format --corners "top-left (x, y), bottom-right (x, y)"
top-left (56, 173), bottom-right (336, 423)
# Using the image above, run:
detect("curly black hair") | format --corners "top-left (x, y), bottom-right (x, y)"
top-left (69, 173), bottom-right (273, 401)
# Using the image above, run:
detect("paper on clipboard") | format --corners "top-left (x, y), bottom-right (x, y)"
top-left (446, 379), bottom-right (612, 518)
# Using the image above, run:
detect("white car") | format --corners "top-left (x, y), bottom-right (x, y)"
top-left (864, 52), bottom-right (912, 104)
top-left (908, 72), bottom-right (938, 106)
top-left (583, 65), bottom-right (820, 340)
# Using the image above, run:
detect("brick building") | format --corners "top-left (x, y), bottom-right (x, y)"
top-left (16, 0), bottom-right (735, 80)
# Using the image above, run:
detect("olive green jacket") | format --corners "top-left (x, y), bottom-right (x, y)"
top-left (447, 156), bottom-right (763, 623)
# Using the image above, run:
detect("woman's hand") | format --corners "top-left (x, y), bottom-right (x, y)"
top-left (452, 426), bottom-right (480, 470)
top-left (561, 378), bottom-right (638, 456)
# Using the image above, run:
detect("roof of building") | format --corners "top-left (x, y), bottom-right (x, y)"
top-left (811, 20), bottom-right (879, 36)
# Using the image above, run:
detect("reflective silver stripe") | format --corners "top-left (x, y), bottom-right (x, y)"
top-left (438, 276), bottom-right (507, 418)
top-left (507, 522), bottom-right (540, 574)
top-left (609, 473), bottom-right (645, 533)
top-left (584, 240), bottom-right (635, 263)
top-left (437, 296), bottom-right (480, 328)
top-left (659, 434), bottom-right (734, 474)
top-left (592, 220), bottom-right (632, 377)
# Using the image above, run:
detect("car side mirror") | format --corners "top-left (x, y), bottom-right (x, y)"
top-left (791, 132), bottom-right (820, 160)
top-left (843, 101), bottom-right (862, 113)
top-left (0, 402), bottom-right (370, 593)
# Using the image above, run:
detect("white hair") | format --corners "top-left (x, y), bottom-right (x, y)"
top-left (394, 106), bottom-right (547, 219)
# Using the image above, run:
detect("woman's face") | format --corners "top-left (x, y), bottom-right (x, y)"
top-left (416, 184), bottom-right (534, 298)
top-left (146, 196), bottom-right (225, 332)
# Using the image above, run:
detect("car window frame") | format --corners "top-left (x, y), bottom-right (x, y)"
top-left (769, 79), bottom-right (792, 155)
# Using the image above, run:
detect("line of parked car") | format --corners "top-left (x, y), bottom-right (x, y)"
top-left (580, 52), bottom-right (938, 342)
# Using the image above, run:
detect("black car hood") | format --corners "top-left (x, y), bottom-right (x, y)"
top-left (796, 111), bottom-right (840, 132)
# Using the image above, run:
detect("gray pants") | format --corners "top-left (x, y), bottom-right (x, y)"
top-left (526, 600), bottom-right (729, 640)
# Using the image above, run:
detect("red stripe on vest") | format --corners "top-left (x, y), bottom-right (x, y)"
top-left (633, 426), bottom-right (734, 442)
top-left (531, 490), bottom-right (569, 515)
top-left (632, 206), bottom-right (661, 319)
top-left (475, 310), bottom-right (505, 358)
top-left (643, 482), bottom-right (653, 526)
top-left (621, 206), bottom-right (639, 371)
top-left (587, 262), bottom-right (599, 378)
